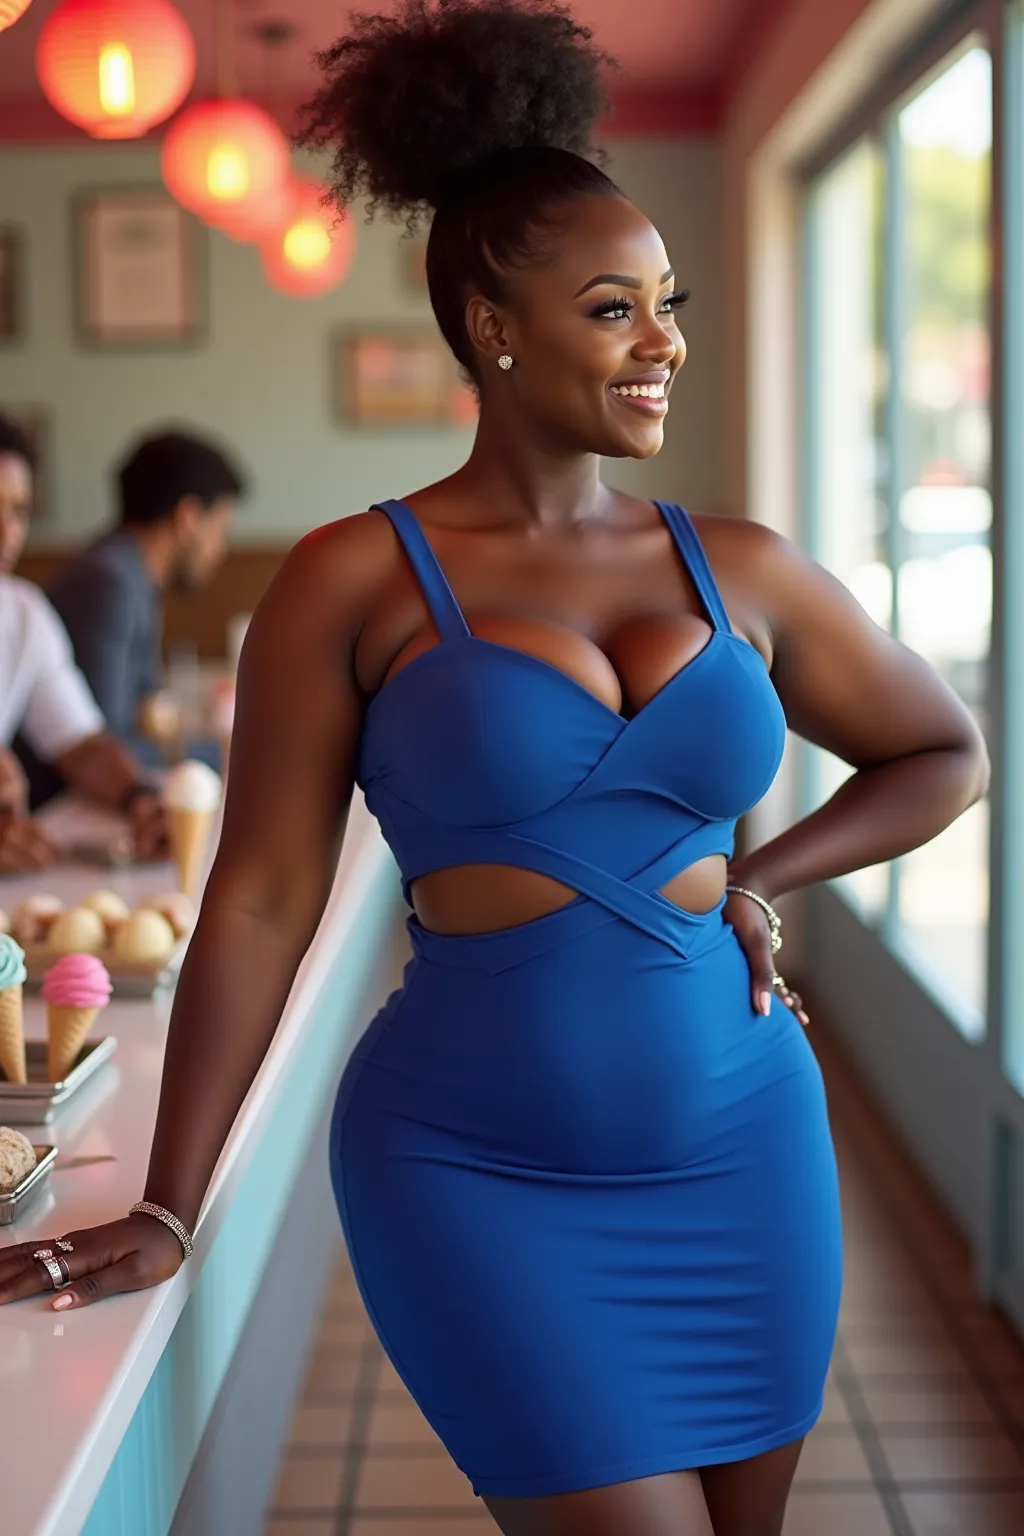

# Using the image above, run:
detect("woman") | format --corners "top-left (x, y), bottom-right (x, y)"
top-left (0, 4), bottom-right (988, 1533)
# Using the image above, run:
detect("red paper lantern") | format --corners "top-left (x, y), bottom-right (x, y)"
top-left (1, 1), bottom-right (34, 34)
top-left (216, 173), bottom-right (296, 244)
top-left (259, 180), bottom-right (355, 298)
top-left (36, 0), bottom-right (195, 139)
top-left (161, 100), bottom-right (290, 227)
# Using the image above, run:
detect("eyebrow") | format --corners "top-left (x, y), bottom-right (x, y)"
top-left (573, 268), bottom-right (675, 298)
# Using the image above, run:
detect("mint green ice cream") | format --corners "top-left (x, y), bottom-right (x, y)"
top-left (0, 934), bottom-right (27, 990)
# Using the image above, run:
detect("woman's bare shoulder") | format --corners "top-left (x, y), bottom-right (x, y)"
top-left (259, 509), bottom-right (402, 636)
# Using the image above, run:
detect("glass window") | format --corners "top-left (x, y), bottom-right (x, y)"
top-left (804, 43), bottom-right (992, 1033)
top-left (892, 46), bottom-right (992, 1027)
top-left (806, 140), bottom-right (891, 919)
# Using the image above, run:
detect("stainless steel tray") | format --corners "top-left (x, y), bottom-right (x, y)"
top-left (0, 1145), bottom-right (58, 1224)
top-left (23, 938), bottom-right (186, 999)
top-left (0, 1037), bottom-right (118, 1125)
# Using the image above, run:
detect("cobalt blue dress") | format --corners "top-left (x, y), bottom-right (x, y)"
top-left (330, 498), bottom-right (843, 1497)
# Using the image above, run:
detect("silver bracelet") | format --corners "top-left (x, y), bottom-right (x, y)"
top-left (129, 1201), bottom-right (194, 1259)
top-left (725, 885), bottom-right (782, 955)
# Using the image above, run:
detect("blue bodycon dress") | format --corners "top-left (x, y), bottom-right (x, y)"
top-left (330, 497), bottom-right (843, 1498)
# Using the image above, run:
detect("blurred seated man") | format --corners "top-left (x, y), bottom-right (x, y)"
top-left (0, 415), bottom-right (167, 871)
top-left (47, 427), bottom-right (246, 767)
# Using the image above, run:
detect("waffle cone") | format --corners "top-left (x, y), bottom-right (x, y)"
top-left (0, 983), bottom-right (26, 1084)
top-left (169, 807), bottom-right (212, 895)
top-left (47, 1005), bottom-right (98, 1084)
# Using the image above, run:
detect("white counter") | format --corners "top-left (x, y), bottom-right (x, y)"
top-left (0, 794), bottom-right (399, 1536)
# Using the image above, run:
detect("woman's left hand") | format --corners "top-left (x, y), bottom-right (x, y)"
top-left (723, 888), bottom-right (810, 1027)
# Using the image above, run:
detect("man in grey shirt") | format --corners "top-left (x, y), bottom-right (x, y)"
top-left (48, 429), bottom-right (247, 764)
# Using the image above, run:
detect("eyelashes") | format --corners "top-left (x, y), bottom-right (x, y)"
top-left (589, 289), bottom-right (690, 321)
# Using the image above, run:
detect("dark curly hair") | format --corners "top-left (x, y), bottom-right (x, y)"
top-left (298, 0), bottom-right (623, 377)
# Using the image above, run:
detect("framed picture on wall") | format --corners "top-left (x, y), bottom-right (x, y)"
top-left (1, 406), bottom-right (50, 520)
top-left (74, 186), bottom-right (205, 349)
top-left (0, 228), bottom-right (23, 342)
top-left (335, 329), bottom-right (477, 428)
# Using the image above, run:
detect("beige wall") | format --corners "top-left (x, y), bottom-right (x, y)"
top-left (0, 136), bottom-right (723, 549)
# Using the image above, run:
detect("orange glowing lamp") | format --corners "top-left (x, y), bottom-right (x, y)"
top-left (0, 1), bottom-right (34, 33)
top-left (259, 180), bottom-right (355, 298)
top-left (36, 0), bottom-right (195, 139)
top-left (161, 99), bottom-right (290, 228)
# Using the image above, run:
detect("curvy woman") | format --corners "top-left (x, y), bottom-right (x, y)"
top-left (0, 4), bottom-right (989, 1533)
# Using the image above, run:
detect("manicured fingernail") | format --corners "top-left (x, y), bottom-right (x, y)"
top-left (52, 1294), bottom-right (73, 1310)
top-left (759, 992), bottom-right (772, 1016)
top-left (798, 1011), bottom-right (810, 1026)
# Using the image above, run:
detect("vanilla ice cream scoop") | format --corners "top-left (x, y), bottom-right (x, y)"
top-left (163, 760), bottom-right (222, 814)
top-left (0, 1126), bottom-right (36, 1194)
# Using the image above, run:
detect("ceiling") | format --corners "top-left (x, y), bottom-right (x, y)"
top-left (0, 0), bottom-right (788, 137)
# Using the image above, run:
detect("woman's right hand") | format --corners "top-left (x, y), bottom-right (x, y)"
top-left (0, 1214), bottom-right (185, 1310)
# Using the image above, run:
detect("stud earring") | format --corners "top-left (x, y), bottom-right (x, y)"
top-left (497, 354), bottom-right (514, 371)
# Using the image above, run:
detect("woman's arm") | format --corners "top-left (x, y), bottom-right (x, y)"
top-left (0, 516), bottom-right (382, 1307)
top-left (715, 523), bottom-right (989, 1017)
top-left (729, 525), bottom-right (989, 902)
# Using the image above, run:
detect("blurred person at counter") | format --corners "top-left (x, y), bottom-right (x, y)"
top-left (0, 414), bottom-right (167, 872)
top-left (47, 427), bottom-right (247, 768)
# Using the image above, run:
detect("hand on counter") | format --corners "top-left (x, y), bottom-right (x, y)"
top-left (0, 747), bottom-right (28, 817)
top-left (127, 791), bottom-right (170, 863)
top-left (0, 1213), bottom-right (184, 1310)
top-left (0, 813), bottom-right (59, 872)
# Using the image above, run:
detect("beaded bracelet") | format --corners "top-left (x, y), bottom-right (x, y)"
top-left (724, 885), bottom-right (782, 955)
top-left (129, 1201), bottom-right (194, 1258)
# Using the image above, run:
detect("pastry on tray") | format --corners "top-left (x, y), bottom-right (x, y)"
top-left (10, 895), bottom-right (65, 947)
top-left (81, 889), bottom-right (131, 939)
top-left (42, 953), bottom-right (113, 1083)
top-left (141, 891), bottom-right (195, 940)
top-left (113, 909), bottom-right (177, 967)
top-left (48, 906), bottom-right (106, 956)
top-left (0, 1126), bottom-right (36, 1192)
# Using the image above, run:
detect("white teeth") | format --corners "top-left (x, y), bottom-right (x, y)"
top-left (610, 382), bottom-right (666, 399)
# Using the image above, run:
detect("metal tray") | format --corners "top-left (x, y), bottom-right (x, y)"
top-left (0, 1145), bottom-right (58, 1224)
top-left (0, 1037), bottom-right (118, 1125)
top-left (23, 937), bottom-right (186, 999)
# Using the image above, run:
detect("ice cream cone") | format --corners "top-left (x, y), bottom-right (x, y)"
top-left (47, 1004), bottom-right (99, 1084)
top-left (0, 982), bottom-right (26, 1085)
top-left (169, 807), bottom-right (211, 895)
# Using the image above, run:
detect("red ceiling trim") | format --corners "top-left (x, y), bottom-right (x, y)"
top-left (0, 80), bottom-right (722, 145)
top-left (718, 0), bottom-right (796, 112)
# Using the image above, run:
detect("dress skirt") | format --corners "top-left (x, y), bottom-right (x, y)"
top-left (329, 908), bottom-right (843, 1498)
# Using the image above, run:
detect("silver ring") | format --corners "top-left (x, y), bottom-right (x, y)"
top-left (771, 973), bottom-right (787, 990)
top-left (57, 1256), bottom-right (71, 1285)
top-left (34, 1252), bottom-right (67, 1291)
top-left (56, 1238), bottom-right (74, 1254)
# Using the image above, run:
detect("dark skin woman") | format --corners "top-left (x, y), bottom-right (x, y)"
top-left (0, 4), bottom-right (987, 1533)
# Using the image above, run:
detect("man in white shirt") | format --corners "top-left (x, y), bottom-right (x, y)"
top-left (0, 415), bottom-right (167, 872)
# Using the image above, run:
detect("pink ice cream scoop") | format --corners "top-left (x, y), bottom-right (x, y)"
top-left (41, 953), bottom-right (113, 1009)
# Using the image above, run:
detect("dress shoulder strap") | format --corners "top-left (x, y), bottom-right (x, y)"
top-left (373, 499), bottom-right (471, 641)
top-left (655, 502), bottom-right (733, 634)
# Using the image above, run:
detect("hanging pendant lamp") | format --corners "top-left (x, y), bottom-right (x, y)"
top-left (36, 0), bottom-right (195, 139)
top-left (1, 1), bottom-right (34, 34)
top-left (260, 180), bottom-right (355, 299)
top-left (160, 2), bottom-right (289, 230)
top-left (161, 98), bottom-right (290, 226)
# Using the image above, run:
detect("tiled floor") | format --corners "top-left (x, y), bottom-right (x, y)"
top-left (263, 1021), bottom-right (1024, 1535)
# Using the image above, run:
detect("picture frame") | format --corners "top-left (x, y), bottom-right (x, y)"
top-left (0, 228), bottom-right (23, 343)
top-left (1, 407), bottom-right (51, 521)
top-left (74, 186), bottom-right (204, 349)
top-left (335, 329), bottom-right (478, 428)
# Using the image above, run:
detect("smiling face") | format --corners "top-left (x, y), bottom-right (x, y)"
top-left (466, 193), bottom-right (687, 460)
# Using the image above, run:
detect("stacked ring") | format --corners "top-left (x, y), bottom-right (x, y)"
top-left (32, 1248), bottom-right (69, 1291)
